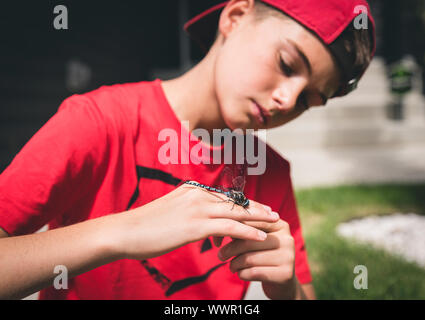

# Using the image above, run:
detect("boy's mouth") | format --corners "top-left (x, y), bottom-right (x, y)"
top-left (251, 100), bottom-right (269, 126)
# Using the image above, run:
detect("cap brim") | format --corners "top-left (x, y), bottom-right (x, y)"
top-left (184, 2), bottom-right (228, 53)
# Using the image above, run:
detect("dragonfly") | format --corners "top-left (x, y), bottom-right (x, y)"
top-left (184, 164), bottom-right (250, 210)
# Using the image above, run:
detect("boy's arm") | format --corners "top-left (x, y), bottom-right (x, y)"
top-left (264, 276), bottom-right (315, 300)
top-left (299, 283), bottom-right (316, 300)
top-left (0, 215), bottom-right (121, 300)
top-left (0, 186), bottom-right (280, 300)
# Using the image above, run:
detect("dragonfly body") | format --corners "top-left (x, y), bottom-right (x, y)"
top-left (183, 181), bottom-right (250, 209)
top-left (225, 190), bottom-right (250, 208)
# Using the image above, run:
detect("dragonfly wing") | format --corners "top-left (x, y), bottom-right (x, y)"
top-left (232, 176), bottom-right (246, 192)
top-left (218, 166), bottom-right (235, 191)
top-left (232, 162), bottom-right (247, 192)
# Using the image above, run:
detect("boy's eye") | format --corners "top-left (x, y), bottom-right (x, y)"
top-left (279, 57), bottom-right (294, 77)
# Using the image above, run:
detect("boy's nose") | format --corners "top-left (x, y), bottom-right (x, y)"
top-left (271, 80), bottom-right (306, 114)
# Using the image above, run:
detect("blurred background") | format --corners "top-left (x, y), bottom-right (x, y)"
top-left (1, 0), bottom-right (424, 299)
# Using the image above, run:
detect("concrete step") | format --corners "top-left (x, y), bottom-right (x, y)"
top-left (295, 95), bottom-right (424, 123)
top-left (301, 103), bottom-right (388, 122)
top-left (276, 143), bottom-right (425, 189)
top-left (301, 85), bottom-right (424, 124)
top-left (267, 119), bottom-right (425, 149)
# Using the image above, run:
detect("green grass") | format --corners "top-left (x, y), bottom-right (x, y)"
top-left (295, 183), bottom-right (425, 300)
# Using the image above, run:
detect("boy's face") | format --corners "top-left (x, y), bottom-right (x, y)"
top-left (213, 3), bottom-right (340, 131)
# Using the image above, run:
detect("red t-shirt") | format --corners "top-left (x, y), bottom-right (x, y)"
top-left (0, 79), bottom-right (312, 299)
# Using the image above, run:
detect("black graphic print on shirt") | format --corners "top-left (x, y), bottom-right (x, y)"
top-left (126, 165), bottom-right (227, 297)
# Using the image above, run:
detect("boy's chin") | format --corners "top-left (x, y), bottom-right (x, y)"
top-left (221, 111), bottom-right (256, 132)
top-left (223, 123), bottom-right (259, 135)
top-left (223, 119), bottom-right (249, 132)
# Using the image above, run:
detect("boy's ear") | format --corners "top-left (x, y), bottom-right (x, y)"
top-left (218, 0), bottom-right (256, 39)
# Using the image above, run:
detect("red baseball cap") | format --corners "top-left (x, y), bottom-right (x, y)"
top-left (184, 0), bottom-right (376, 97)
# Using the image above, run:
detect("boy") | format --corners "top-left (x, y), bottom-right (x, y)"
top-left (0, 0), bottom-right (375, 300)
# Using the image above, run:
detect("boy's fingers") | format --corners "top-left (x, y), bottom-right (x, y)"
top-left (185, 183), bottom-right (277, 223)
top-left (244, 199), bottom-right (273, 216)
top-left (207, 219), bottom-right (268, 242)
top-left (243, 219), bottom-right (288, 233)
top-left (218, 235), bottom-right (281, 261)
top-left (209, 199), bottom-right (279, 223)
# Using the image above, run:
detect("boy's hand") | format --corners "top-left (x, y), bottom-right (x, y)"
top-left (217, 218), bottom-right (297, 299)
top-left (112, 182), bottom-right (280, 261)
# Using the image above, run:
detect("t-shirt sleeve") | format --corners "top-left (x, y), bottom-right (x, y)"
top-left (0, 95), bottom-right (110, 236)
top-left (277, 167), bottom-right (313, 285)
